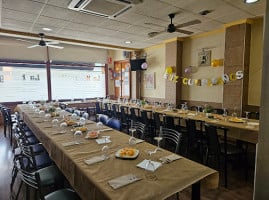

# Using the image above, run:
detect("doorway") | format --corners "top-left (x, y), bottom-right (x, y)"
top-left (114, 60), bottom-right (130, 99)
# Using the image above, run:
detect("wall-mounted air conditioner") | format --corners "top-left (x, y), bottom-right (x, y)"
top-left (68, 0), bottom-right (136, 19)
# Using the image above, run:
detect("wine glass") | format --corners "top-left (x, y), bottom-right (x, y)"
top-left (39, 110), bottom-right (45, 118)
top-left (59, 110), bottom-right (66, 119)
top-left (59, 122), bottom-right (67, 133)
top-left (74, 130), bottom-right (82, 144)
top-left (154, 127), bottom-right (163, 151)
top-left (144, 149), bottom-right (157, 181)
top-left (102, 145), bottom-right (110, 159)
top-left (223, 108), bottom-right (228, 121)
top-left (51, 118), bottom-right (59, 127)
top-left (71, 113), bottom-right (78, 121)
top-left (44, 113), bottom-right (51, 122)
top-left (79, 117), bottom-right (86, 126)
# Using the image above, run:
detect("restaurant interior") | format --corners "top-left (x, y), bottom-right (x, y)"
top-left (0, 0), bottom-right (268, 199)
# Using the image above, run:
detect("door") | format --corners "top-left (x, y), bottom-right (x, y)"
top-left (114, 60), bottom-right (130, 99)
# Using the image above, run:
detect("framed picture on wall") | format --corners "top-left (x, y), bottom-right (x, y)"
top-left (198, 50), bottom-right (211, 66)
top-left (144, 72), bottom-right (155, 89)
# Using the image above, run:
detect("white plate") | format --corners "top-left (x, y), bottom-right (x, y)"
top-left (115, 148), bottom-right (139, 159)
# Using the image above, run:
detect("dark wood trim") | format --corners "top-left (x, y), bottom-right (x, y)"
top-left (46, 47), bottom-right (52, 101)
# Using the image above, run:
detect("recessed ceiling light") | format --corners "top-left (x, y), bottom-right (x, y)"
top-left (244, 0), bottom-right (259, 3)
top-left (125, 41), bottom-right (132, 44)
top-left (42, 27), bottom-right (52, 31)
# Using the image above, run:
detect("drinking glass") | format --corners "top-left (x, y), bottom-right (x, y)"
top-left (74, 130), bottom-right (82, 144)
top-left (245, 111), bottom-right (250, 124)
top-left (59, 110), bottom-right (66, 119)
top-left (71, 113), bottom-right (78, 121)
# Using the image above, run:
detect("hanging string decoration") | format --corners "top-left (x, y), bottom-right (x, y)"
top-left (182, 70), bottom-right (244, 86)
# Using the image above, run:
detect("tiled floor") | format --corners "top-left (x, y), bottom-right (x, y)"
top-left (0, 126), bottom-right (255, 200)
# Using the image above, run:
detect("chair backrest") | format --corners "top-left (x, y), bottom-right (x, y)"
top-left (160, 126), bottom-right (182, 154)
top-left (120, 106), bottom-right (129, 124)
top-left (99, 114), bottom-right (109, 125)
top-left (111, 104), bottom-right (120, 118)
top-left (140, 110), bottom-right (152, 125)
top-left (186, 118), bottom-right (198, 145)
top-left (130, 107), bottom-right (140, 122)
top-left (106, 118), bottom-right (121, 130)
top-left (163, 115), bottom-right (175, 129)
top-left (204, 124), bottom-right (221, 155)
top-left (95, 102), bottom-right (103, 114)
top-left (130, 121), bottom-right (146, 139)
top-left (153, 112), bottom-right (162, 131)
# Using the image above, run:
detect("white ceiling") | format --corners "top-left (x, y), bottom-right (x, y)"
top-left (0, 0), bottom-right (266, 50)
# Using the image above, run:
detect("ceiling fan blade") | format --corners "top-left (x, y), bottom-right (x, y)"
top-left (27, 44), bottom-right (40, 48)
top-left (175, 29), bottom-right (194, 35)
top-left (46, 44), bottom-right (64, 49)
top-left (46, 41), bottom-right (59, 45)
top-left (175, 19), bottom-right (201, 28)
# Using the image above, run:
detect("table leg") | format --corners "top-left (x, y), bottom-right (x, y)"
top-left (223, 128), bottom-right (228, 188)
top-left (192, 181), bottom-right (201, 200)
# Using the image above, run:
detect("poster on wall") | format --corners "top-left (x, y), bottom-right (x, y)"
top-left (144, 72), bottom-right (155, 89)
top-left (198, 50), bottom-right (211, 66)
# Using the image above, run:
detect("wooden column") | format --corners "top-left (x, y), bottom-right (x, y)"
top-left (223, 23), bottom-right (251, 115)
top-left (165, 39), bottom-right (183, 105)
top-left (254, 0), bottom-right (269, 199)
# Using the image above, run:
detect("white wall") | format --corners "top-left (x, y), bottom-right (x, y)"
top-left (181, 30), bottom-right (225, 103)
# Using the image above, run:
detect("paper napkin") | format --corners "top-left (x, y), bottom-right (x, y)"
top-left (108, 174), bottom-right (142, 189)
top-left (84, 155), bottom-right (106, 165)
top-left (136, 159), bottom-right (162, 172)
top-left (96, 138), bottom-right (111, 144)
top-left (159, 154), bottom-right (182, 163)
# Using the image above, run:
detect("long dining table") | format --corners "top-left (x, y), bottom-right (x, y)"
top-left (16, 104), bottom-right (218, 200)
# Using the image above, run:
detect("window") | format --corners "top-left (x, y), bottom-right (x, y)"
top-left (0, 60), bottom-right (106, 102)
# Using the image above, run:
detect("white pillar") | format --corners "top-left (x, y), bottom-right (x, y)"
top-left (254, 0), bottom-right (269, 199)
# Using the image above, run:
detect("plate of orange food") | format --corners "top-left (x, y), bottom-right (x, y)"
top-left (228, 117), bottom-right (245, 123)
top-left (115, 147), bottom-right (139, 159)
top-left (85, 131), bottom-right (99, 139)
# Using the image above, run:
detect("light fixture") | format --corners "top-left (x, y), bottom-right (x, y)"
top-left (42, 27), bottom-right (52, 31)
top-left (244, 0), bottom-right (259, 4)
top-left (124, 40), bottom-right (132, 44)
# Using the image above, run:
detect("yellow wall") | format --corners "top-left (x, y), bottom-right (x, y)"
top-left (249, 18), bottom-right (263, 106)
top-left (181, 30), bottom-right (225, 103)
top-left (141, 44), bottom-right (166, 99)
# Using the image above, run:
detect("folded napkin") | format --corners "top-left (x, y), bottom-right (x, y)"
top-left (159, 154), bottom-right (182, 164)
top-left (84, 155), bottom-right (106, 165)
top-left (187, 113), bottom-right (196, 116)
top-left (135, 138), bottom-right (144, 144)
top-left (96, 138), bottom-right (111, 144)
top-left (99, 128), bottom-right (113, 132)
top-left (62, 141), bottom-right (83, 147)
top-left (136, 159), bottom-right (162, 172)
top-left (108, 174), bottom-right (142, 189)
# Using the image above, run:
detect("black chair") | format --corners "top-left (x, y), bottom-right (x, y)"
top-left (129, 120), bottom-right (146, 139)
top-left (243, 111), bottom-right (259, 120)
top-left (14, 154), bottom-right (79, 200)
top-left (120, 106), bottom-right (130, 133)
top-left (159, 126), bottom-right (182, 154)
top-left (95, 102), bottom-right (104, 121)
top-left (153, 112), bottom-right (163, 136)
top-left (111, 104), bottom-right (121, 119)
top-left (163, 114), bottom-right (176, 129)
top-left (103, 102), bottom-right (112, 117)
top-left (106, 118), bottom-right (121, 131)
top-left (185, 119), bottom-right (206, 163)
top-left (140, 110), bottom-right (155, 140)
top-left (129, 107), bottom-right (141, 122)
top-left (204, 123), bottom-right (246, 187)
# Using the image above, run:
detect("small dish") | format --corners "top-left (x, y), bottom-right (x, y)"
top-left (85, 131), bottom-right (99, 139)
top-left (229, 117), bottom-right (245, 123)
top-left (115, 148), bottom-right (139, 159)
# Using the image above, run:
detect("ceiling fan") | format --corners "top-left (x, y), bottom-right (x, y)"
top-left (148, 13), bottom-right (201, 38)
top-left (17, 33), bottom-right (64, 49)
